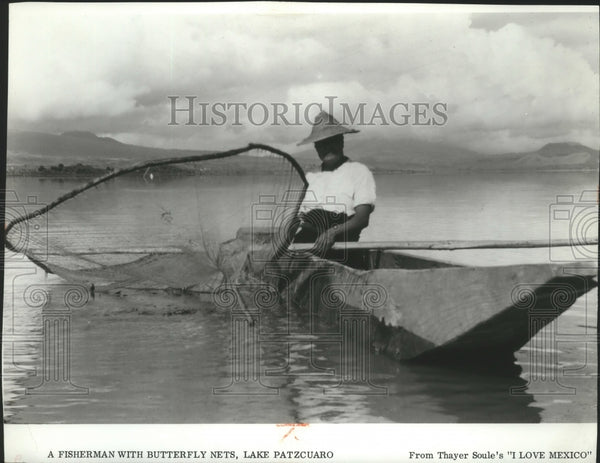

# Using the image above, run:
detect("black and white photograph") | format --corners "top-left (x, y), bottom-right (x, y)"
top-left (2, 3), bottom-right (598, 462)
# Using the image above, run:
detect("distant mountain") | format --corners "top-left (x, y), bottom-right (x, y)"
top-left (464, 142), bottom-right (599, 172)
top-left (538, 142), bottom-right (595, 157)
top-left (297, 138), bottom-right (598, 172)
top-left (60, 130), bottom-right (123, 145)
top-left (6, 130), bottom-right (212, 168)
top-left (6, 130), bottom-right (312, 177)
top-left (6, 130), bottom-right (598, 173)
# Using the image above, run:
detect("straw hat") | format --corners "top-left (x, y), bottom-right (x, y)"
top-left (297, 111), bottom-right (359, 146)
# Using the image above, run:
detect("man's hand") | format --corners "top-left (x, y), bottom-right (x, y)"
top-left (313, 228), bottom-right (337, 256)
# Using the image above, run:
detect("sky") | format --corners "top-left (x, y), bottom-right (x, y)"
top-left (7, 3), bottom-right (600, 155)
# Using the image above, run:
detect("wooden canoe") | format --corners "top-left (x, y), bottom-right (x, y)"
top-left (20, 224), bottom-right (597, 363)
top-left (217, 230), bottom-right (598, 363)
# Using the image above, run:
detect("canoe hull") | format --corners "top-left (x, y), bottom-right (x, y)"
top-left (236, 241), bottom-right (597, 361)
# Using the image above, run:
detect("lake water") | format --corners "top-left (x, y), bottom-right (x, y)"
top-left (3, 172), bottom-right (598, 423)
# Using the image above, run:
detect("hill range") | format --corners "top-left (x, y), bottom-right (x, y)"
top-left (6, 130), bottom-right (599, 174)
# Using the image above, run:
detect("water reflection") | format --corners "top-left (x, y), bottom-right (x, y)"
top-left (259, 326), bottom-right (542, 423)
top-left (397, 362), bottom-right (541, 423)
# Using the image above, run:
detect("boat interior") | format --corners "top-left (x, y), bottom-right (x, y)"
top-left (323, 246), bottom-right (461, 271)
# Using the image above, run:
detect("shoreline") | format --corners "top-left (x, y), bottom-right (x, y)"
top-left (6, 168), bottom-right (598, 179)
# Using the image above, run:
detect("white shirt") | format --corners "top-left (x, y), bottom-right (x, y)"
top-left (300, 161), bottom-right (376, 216)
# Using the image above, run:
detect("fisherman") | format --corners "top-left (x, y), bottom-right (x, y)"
top-left (293, 111), bottom-right (376, 254)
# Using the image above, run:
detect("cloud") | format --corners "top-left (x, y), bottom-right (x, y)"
top-left (470, 12), bottom-right (599, 72)
top-left (8, 4), bottom-right (599, 154)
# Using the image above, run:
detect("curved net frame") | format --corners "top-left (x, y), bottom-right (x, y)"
top-left (5, 144), bottom-right (308, 292)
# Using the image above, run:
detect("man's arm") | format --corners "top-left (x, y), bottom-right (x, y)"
top-left (314, 204), bottom-right (373, 254)
top-left (333, 204), bottom-right (372, 237)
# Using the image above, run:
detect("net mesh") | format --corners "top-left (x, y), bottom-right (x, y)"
top-left (5, 144), bottom-right (307, 292)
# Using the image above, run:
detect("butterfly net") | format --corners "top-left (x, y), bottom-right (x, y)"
top-left (5, 144), bottom-right (307, 292)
